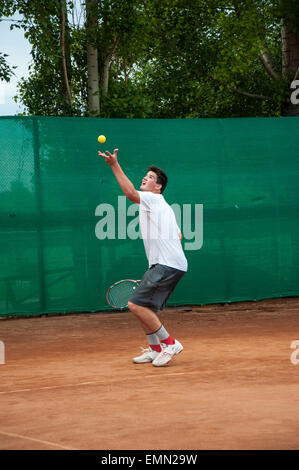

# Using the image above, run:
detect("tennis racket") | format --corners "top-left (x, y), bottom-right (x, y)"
top-left (106, 279), bottom-right (140, 309)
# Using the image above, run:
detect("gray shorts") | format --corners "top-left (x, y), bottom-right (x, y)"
top-left (128, 263), bottom-right (186, 313)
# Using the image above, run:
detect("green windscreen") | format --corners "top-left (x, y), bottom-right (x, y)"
top-left (0, 115), bottom-right (298, 317)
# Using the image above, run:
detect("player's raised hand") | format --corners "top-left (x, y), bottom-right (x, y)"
top-left (98, 148), bottom-right (119, 167)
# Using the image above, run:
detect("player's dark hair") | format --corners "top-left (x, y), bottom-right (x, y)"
top-left (148, 165), bottom-right (168, 193)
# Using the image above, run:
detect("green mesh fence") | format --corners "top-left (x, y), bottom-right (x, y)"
top-left (0, 115), bottom-right (298, 317)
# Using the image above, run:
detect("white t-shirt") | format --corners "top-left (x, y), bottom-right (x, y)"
top-left (138, 191), bottom-right (188, 272)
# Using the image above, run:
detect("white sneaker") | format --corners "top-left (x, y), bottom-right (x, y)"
top-left (133, 347), bottom-right (160, 364)
top-left (152, 340), bottom-right (183, 367)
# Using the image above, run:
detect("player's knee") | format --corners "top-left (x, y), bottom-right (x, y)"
top-left (128, 301), bottom-right (137, 313)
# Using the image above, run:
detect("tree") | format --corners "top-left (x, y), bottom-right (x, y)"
top-left (0, 51), bottom-right (15, 81)
top-left (138, 0), bottom-right (299, 116)
top-left (86, 0), bottom-right (100, 116)
top-left (7, 0), bottom-right (75, 115)
top-left (60, 0), bottom-right (73, 110)
top-left (0, 1), bottom-right (17, 82)
top-left (3, 0), bottom-right (299, 117)
top-left (7, 0), bottom-right (149, 117)
top-left (280, 0), bottom-right (299, 115)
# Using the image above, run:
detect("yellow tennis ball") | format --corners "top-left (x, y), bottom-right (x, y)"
top-left (98, 135), bottom-right (106, 144)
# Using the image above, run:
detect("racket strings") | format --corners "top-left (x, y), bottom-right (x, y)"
top-left (107, 280), bottom-right (139, 309)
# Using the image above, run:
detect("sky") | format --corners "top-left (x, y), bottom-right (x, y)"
top-left (0, 15), bottom-right (31, 116)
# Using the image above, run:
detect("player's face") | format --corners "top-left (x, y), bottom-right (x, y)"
top-left (140, 171), bottom-right (161, 193)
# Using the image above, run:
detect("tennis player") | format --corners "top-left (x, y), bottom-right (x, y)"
top-left (99, 148), bottom-right (188, 367)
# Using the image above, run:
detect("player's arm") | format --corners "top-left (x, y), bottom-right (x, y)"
top-left (99, 148), bottom-right (140, 204)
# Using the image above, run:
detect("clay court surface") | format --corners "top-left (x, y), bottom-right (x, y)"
top-left (0, 297), bottom-right (298, 450)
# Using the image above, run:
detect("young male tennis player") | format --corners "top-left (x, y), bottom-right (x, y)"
top-left (99, 148), bottom-right (188, 367)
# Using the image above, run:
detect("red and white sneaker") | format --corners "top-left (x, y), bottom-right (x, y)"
top-left (133, 347), bottom-right (160, 364)
top-left (152, 340), bottom-right (183, 367)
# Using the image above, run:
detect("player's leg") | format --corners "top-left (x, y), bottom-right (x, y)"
top-left (128, 302), bottom-right (161, 332)
top-left (128, 264), bottom-right (185, 365)
top-left (135, 311), bottom-right (176, 347)
top-left (128, 267), bottom-right (162, 362)
top-left (128, 301), bottom-right (181, 364)
top-left (128, 302), bottom-right (162, 363)
top-left (149, 265), bottom-right (185, 367)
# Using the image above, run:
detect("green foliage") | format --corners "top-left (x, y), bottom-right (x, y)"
top-left (100, 75), bottom-right (153, 118)
top-left (2, 0), bottom-right (299, 117)
top-left (0, 2), bottom-right (17, 81)
top-left (0, 52), bottom-right (16, 81)
top-left (138, 0), bottom-right (285, 117)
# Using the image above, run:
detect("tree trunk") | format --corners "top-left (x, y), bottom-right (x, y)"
top-left (102, 55), bottom-right (110, 96)
top-left (87, 44), bottom-right (100, 115)
top-left (60, 0), bottom-right (72, 112)
top-left (259, 48), bottom-right (280, 81)
top-left (281, 19), bottom-right (299, 116)
top-left (86, 0), bottom-right (100, 116)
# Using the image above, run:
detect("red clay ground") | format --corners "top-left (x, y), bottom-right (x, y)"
top-left (0, 297), bottom-right (298, 450)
